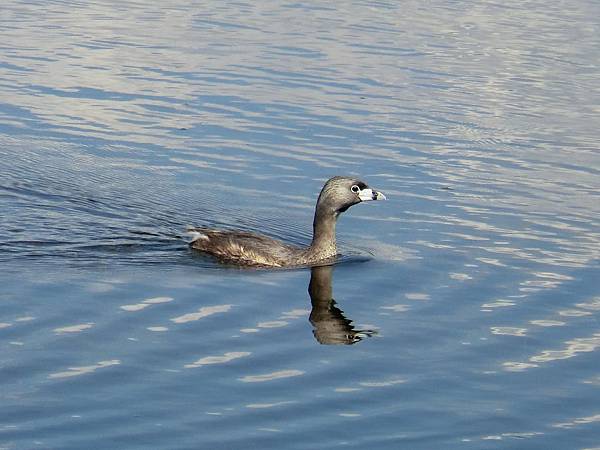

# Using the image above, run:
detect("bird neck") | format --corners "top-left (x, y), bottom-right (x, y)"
top-left (309, 204), bottom-right (338, 257)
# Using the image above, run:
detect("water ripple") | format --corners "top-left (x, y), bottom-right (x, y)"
top-left (2, 1), bottom-right (600, 449)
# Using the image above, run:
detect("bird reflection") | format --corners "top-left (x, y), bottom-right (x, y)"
top-left (308, 265), bottom-right (376, 345)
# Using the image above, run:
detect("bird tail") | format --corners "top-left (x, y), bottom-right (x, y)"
top-left (185, 227), bottom-right (208, 243)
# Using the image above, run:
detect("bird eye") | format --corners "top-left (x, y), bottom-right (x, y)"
top-left (351, 185), bottom-right (360, 193)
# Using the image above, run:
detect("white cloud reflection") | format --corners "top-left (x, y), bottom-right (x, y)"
top-left (530, 334), bottom-right (600, 363)
top-left (529, 320), bottom-right (565, 327)
top-left (491, 327), bottom-right (527, 337)
top-left (504, 332), bottom-right (600, 372)
top-left (480, 431), bottom-right (543, 441)
top-left (121, 296), bottom-right (174, 312)
top-left (185, 351), bottom-right (250, 368)
top-left (257, 321), bottom-right (288, 329)
top-left (481, 299), bottom-right (515, 309)
top-left (246, 401), bottom-right (295, 409)
top-left (171, 304), bottom-right (232, 324)
top-left (559, 309), bottom-right (593, 317)
top-left (49, 360), bottom-right (120, 379)
top-left (553, 413), bottom-right (600, 429)
top-left (54, 323), bottom-right (94, 334)
top-left (359, 378), bottom-right (407, 388)
top-left (239, 370), bottom-right (304, 383)
top-left (380, 304), bottom-right (410, 313)
top-left (576, 297), bottom-right (600, 311)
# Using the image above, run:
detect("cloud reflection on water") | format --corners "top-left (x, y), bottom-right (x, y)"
top-left (48, 359), bottom-right (121, 379)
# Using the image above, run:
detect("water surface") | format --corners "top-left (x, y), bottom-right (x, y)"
top-left (1, 1), bottom-right (600, 449)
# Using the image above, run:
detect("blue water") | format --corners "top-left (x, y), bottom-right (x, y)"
top-left (2, 1), bottom-right (600, 449)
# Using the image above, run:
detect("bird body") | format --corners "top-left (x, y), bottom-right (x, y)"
top-left (188, 176), bottom-right (385, 267)
top-left (187, 229), bottom-right (309, 267)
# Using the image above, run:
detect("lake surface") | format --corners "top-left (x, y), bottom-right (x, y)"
top-left (1, 1), bottom-right (600, 449)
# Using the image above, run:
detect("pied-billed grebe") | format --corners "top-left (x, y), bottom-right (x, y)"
top-left (187, 176), bottom-right (386, 267)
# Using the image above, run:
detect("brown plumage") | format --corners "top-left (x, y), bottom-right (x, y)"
top-left (187, 176), bottom-right (386, 267)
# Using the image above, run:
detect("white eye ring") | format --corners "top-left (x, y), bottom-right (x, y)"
top-left (351, 185), bottom-right (360, 193)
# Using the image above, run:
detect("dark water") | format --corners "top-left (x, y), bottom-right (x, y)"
top-left (2, 1), bottom-right (600, 449)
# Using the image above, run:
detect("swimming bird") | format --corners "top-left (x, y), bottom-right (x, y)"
top-left (187, 176), bottom-right (386, 267)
